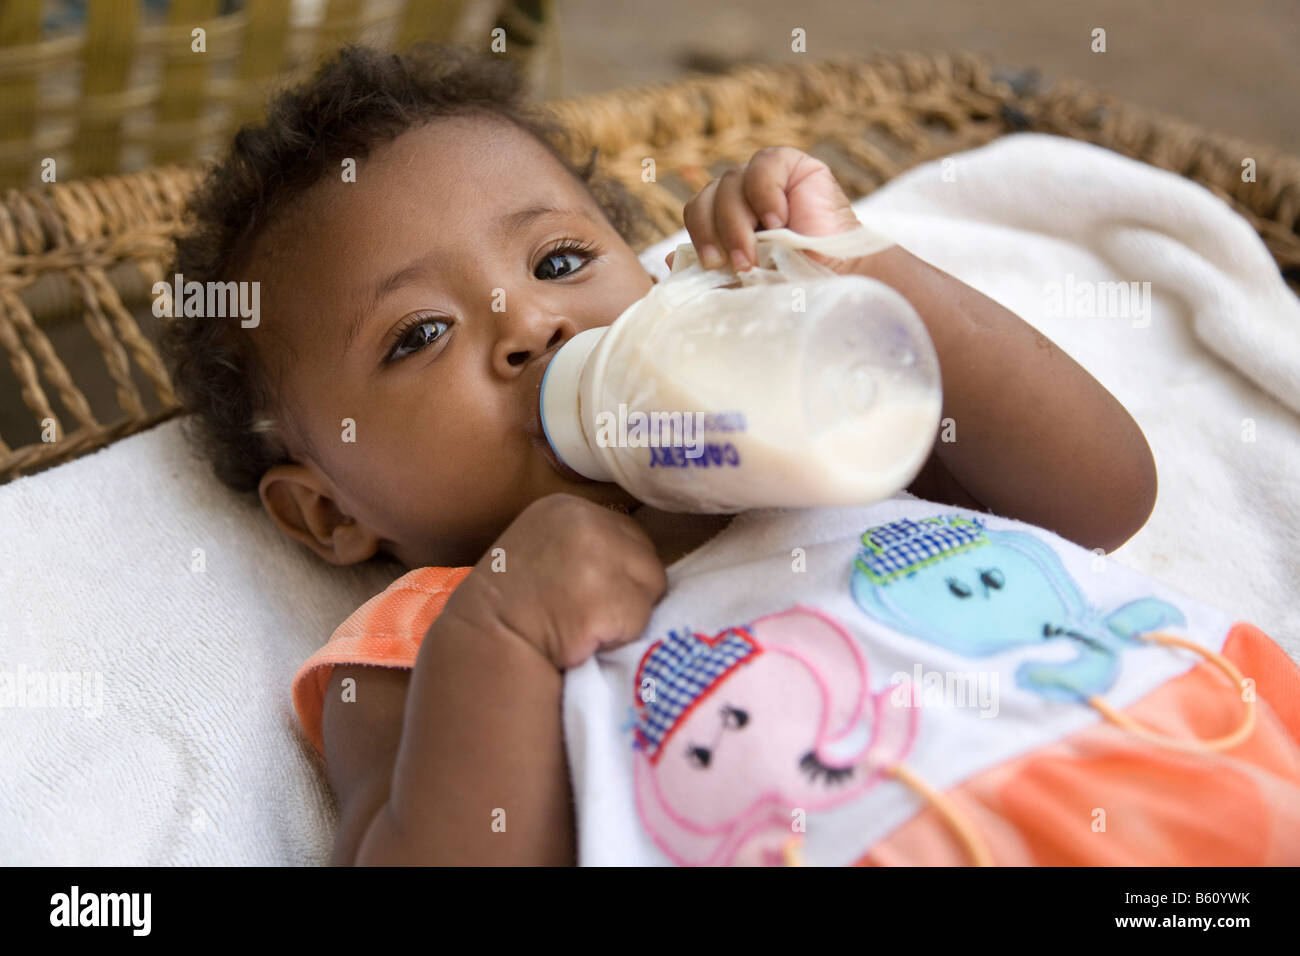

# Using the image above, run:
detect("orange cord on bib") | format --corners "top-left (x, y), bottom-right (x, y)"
top-left (1088, 631), bottom-right (1256, 753)
top-left (889, 763), bottom-right (993, 866)
top-left (781, 762), bottom-right (993, 867)
top-left (782, 632), bottom-right (1253, 866)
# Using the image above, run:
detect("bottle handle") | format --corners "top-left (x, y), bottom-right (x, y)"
top-left (756, 224), bottom-right (898, 260)
top-left (668, 223), bottom-right (898, 287)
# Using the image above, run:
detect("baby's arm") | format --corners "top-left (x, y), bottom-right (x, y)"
top-left (670, 146), bottom-right (1155, 554)
top-left (339, 613), bottom-right (575, 866)
top-left (328, 494), bottom-right (666, 866)
top-left (851, 245), bottom-right (1158, 553)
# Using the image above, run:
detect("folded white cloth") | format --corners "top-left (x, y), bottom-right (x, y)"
top-left (1, 131), bottom-right (1296, 865)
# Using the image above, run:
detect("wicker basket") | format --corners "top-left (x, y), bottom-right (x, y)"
top-left (2, 50), bottom-right (1298, 484)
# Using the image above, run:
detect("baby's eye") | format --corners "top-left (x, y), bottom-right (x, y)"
top-left (535, 241), bottom-right (596, 280)
top-left (946, 576), bottom-right (973, 598)
top-left (388, 316), bottom-right (450, 362)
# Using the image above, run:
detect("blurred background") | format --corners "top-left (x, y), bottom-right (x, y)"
top-left (561, 0), bottom-right (1300, 155)
top-left (2, 0), bottom-right (1297, 190)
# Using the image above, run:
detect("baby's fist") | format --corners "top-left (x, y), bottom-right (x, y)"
top-left (671, 146), bottom-right (864, 273)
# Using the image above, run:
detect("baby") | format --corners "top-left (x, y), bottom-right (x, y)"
top-left (162, 45), bottom-right (1300, 865)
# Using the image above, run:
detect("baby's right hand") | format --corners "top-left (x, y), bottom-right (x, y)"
top-left (442, 494), bottom-right (668, 670)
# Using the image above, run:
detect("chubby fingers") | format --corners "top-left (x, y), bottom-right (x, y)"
top-left (740, 146), bottom-right (799, 234)
top-left (681, 177), bottom-right (727, 269)
top-left (713, 169), bottom-right (761, 270)
top-left (683, 169), bottom-right (760, 271)
top-left (681, 147), bottom-right (801, 271)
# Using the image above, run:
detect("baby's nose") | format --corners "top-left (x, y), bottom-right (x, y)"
top-left (495, 325), bottom-right (566, 373)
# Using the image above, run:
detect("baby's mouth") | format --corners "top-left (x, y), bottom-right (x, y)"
top-left (531, 423), bottom-right (591, 483)
top-left (528, 358), bottom-right (591, 483)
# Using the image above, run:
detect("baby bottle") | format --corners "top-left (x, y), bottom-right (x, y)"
top-left (539, 226), bottom-right (943, 513)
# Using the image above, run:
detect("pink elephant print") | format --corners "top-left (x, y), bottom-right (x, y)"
top-left (631, 604), bottom-right (918, 866)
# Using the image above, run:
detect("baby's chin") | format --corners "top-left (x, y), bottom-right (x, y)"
top-left (528, 428), bottom-right (640, 509)
top-left (561, 477), bottom-right (641, 513)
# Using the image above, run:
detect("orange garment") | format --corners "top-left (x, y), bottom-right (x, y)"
top-left (292, 566), bottom-right (471, 760)
top-left (293, 570), bottom-right (1300, 865)
top-left (860, 622), bottom-right (1300, 866)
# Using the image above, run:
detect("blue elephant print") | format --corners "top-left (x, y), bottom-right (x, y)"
top-left (849, 515), bottom-right (1187, 702)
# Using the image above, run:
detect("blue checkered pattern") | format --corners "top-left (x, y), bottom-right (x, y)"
top-left (634, 627), bottom-right (759, 762)
top-left (856, 515), bottom-right (989, 584)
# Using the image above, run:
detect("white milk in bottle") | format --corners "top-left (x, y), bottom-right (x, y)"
top-left (540, 227), bottom-right (943, 513)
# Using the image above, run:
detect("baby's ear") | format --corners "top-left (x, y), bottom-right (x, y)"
top-left (258, 463), bottom-right (382, 566)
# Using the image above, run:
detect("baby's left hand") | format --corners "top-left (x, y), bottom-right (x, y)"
top-left (666, 146), bottom-right (868, 274)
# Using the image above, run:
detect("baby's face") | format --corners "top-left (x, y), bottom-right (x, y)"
top-left (249, 115), bottom-right (654, 568)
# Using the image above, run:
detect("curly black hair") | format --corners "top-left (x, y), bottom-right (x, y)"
top-left (161, 42), bottom-right (652, 495)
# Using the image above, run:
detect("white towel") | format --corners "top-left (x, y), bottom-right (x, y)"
top-left (2, 131), bottom-right (1296, 865)
top-left (0, 420), bottom-right (401, 864)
